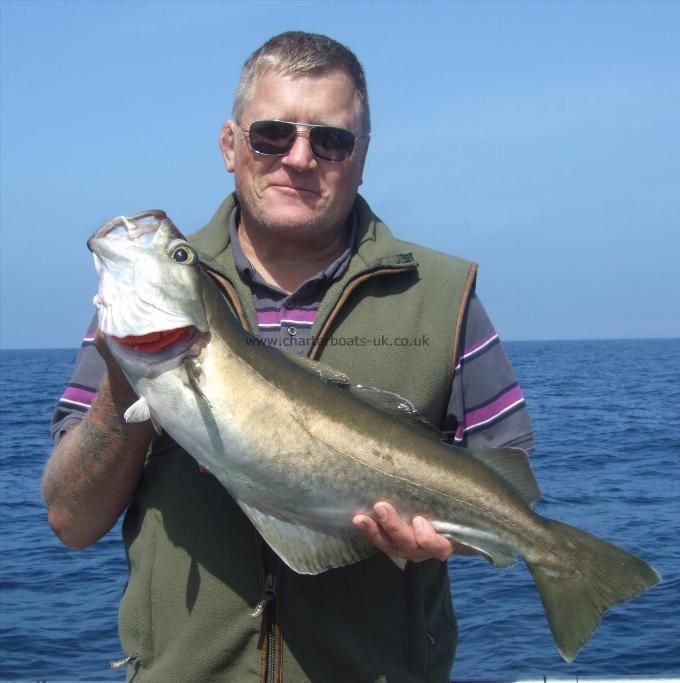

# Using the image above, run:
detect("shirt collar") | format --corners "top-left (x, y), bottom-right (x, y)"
top-left (228, 206), bottom-right (357, 298)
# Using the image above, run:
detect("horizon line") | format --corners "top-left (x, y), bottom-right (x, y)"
top-left (1, 335), bottom-right (679, 353)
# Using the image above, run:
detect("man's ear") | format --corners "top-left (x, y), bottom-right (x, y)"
top-left (356, 136), bottom-right (370, 186)
top-left (219, 120), bottom-right (237, 173)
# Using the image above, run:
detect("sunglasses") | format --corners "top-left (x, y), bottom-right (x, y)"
top-left (238, 119), bottom-right (368, 162)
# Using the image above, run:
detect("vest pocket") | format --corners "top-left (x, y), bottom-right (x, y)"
top-left (425, 582), bottom-right (458, 678)
top-left (408, 561), bottom-right (457, 678)
top-left (118, 500), bottom-right (159, 674)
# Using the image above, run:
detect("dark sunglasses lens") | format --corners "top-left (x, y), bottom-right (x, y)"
top-left (248, 121), bottom-right (297, 154)
top-left (310, 126), bottom-right (355, 161)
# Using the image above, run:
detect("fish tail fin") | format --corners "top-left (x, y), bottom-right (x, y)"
top-left (527, 519), bottom-right (660, 662)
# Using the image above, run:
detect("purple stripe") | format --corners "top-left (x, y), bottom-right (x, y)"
top-left (257, 309), bottom-right (317, 325)
top-left (464, 385), bottom-right (524, 429)
top-left (63, 386), bottom-right (97, 405)
top-left (461, 332), bottom-right (497, 359)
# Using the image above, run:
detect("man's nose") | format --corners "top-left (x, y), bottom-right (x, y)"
top-left (281, 131), bottom-right (318, 171)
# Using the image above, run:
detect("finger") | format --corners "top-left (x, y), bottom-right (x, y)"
top-left (354, 513), bottom-right (430, 562)
top-left (412, 516), bottom-right (455, 561)
top-left (373, 502), bottom-right (419, 553)
top-left (94, 329), bottom-right (117, 366)
top-left (94, 329), bottom-right (129, 380)
top-left (93, 328), bottom-right (108, 353)
top-left (352, 514), bottom-right (394, 552)
top-left (93, 330), bottom-right (140, 408)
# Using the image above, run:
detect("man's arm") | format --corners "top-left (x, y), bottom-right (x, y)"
top-left (42, 334), bottom-right (154, 549)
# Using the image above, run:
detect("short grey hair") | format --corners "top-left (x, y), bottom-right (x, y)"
top-left (232, 31), bottom-right (370, 134)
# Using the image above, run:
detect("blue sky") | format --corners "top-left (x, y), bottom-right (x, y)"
top-left (1, 0), bottom-right (678, 348)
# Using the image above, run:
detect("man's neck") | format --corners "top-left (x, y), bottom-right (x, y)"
top-left (236, 222), bottom-right (351, 294)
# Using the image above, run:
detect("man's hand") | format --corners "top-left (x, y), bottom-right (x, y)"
top-left (353, 502), bottom-right (454, 562)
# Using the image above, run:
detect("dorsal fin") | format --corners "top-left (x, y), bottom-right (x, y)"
top-left (465, 447), bottom-right (541, 507)
top-left (285, 358), bottom-right (442, 438)
top-left (349, 384), bottom-right (442, 439)
top-left (284, 355), bottom-right (352, 386)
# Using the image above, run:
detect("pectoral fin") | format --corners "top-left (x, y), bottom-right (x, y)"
top-left (238, 500), bottom-right (376, 574)
top-left (124, 397), bottom-right (151, 422)
top-left (123, 397), bottom-right (162, 434)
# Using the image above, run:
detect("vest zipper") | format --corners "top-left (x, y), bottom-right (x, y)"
top-left (252, 571), bottom-right (278, 682)
top-left (266, 593), bottom-right (276, 683)
top-left (251, 572), bottom-right (277, 617)
top-left (109, 653), bottom-right (138, 669)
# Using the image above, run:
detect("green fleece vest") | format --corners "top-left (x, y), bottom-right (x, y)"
top-left (119, 194), bottom-right (477, 682)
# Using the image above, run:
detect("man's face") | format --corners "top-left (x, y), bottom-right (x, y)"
top-left (220, 69), bottom-right (368, 240)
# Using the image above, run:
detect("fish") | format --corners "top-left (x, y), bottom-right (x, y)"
top-left (88, 209), bottom-right (660, 663)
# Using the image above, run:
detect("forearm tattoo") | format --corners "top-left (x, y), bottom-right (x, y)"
top-left (77, 412), bottom-right (130, 481)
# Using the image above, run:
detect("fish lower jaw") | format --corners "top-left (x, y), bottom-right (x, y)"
top-left (112, 326), bottom-right (197, 353)
top-left (108, 326), bottom-right (207, 368)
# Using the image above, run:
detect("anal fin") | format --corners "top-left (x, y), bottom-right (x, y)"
top-left (387, 554), bottom-right (408, 571)
top-left (238, 499), bottom-right (376, 575)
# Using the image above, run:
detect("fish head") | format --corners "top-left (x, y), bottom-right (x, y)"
top-left (88, 210), bottom-right (209, 369)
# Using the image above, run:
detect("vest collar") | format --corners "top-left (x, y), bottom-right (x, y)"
top-left (189, 192), bottom-right (418, 272)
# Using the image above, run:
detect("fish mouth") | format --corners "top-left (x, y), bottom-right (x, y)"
top-left (111, 325), bottom-right (199, 357)
top-left (88, 210), bottom-right (169, 251)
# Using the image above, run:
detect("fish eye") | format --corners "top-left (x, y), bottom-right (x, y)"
top-left (171, 245), bottom-right (196, 265)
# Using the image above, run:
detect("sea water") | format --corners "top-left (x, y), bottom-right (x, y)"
top-left (1, 340), bottom-right (678, 680)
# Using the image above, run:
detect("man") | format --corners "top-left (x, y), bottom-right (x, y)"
top-left (45, 32), bottom-right (533, 681)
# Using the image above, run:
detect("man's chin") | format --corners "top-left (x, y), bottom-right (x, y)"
top-left (240, 191), bottom-right (347, 237)
top-left (259, 215), bottom-right (326, 235)
top-left (257, 204), bottom-right (328, 234)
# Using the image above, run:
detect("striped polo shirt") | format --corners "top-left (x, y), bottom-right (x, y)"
top-left (51, 209), bottom-right (534, 453)
top-left (230, 207), bottom-right (357, 355)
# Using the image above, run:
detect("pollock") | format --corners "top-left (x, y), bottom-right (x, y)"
top-left (88, 210), bottom-right (660, 662)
